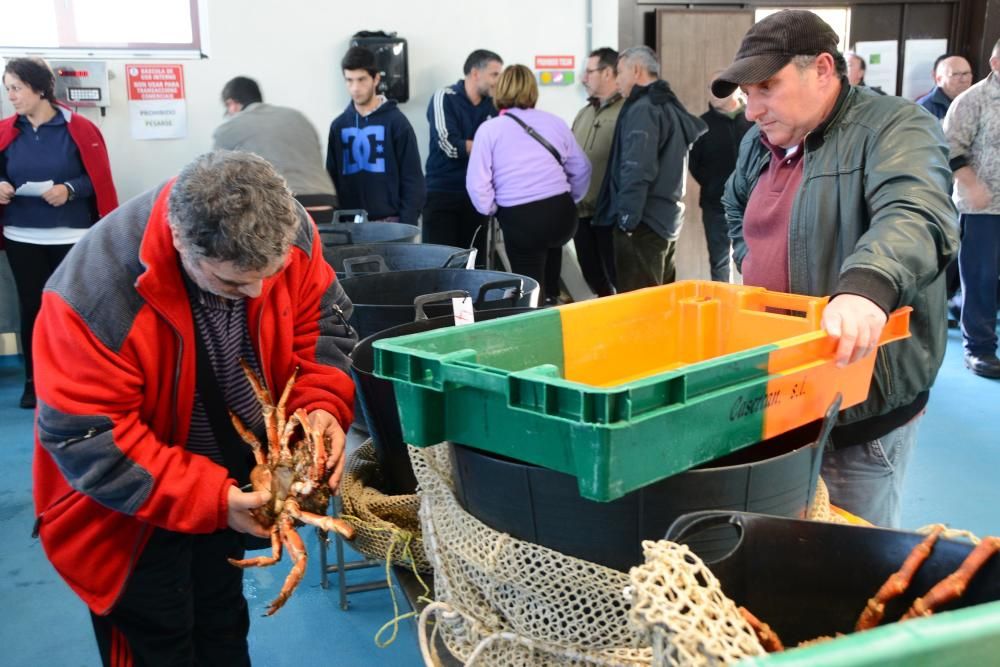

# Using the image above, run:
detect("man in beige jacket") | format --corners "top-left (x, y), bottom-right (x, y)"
top-left (572, 47), bottom-right (624, 297)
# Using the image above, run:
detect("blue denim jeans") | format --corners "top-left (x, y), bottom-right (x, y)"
top-left (958, 213), bottom-right (1000, 357)
top-left (820, 414), bottom-right (922, 528)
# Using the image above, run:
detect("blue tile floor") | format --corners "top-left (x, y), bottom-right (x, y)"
top-left (1, 325), bottom-right (997, 666)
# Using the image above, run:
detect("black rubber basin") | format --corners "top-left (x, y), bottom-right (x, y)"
top-left (449, 419), bottom-right (828, 572)
top-left (350, 307), bottom-right (537, 495)
top-left (324, 242), bottom-right (471, 279)
top-left (339, 268), bottom-right (539, 339)
top-left (317, 221), bottom-right (420, 245)
top-left (666, 511), bottom-right (1000, 646)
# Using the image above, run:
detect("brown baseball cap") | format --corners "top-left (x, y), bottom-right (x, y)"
top-left (711, 10), bottom-right (840, 98)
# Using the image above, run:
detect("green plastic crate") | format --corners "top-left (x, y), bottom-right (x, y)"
top-left (373, 281), bottom-right (910, 501)
top-left (738, 600), bottom-right (1000, 666)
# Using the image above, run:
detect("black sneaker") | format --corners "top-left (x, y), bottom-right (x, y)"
top-left (964, 353), bottom-right (1000, 379)
top-left (19, 380), bottom-right (36, 409)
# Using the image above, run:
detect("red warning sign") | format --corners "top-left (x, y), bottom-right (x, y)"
top-left (534, 55), bottom-right (575, 70)
top-left (126, 64), bottom-right (185, 101)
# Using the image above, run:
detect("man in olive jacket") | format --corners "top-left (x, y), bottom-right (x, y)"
top-left (595, 46), bottom-right (707, 292)
top-left (718, 11), bottom-right (958, 527)
top-left (573, 47), bottom-right (624, 296)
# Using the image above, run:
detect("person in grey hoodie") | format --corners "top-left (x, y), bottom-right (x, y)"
top-left (595, 46), bottom-right (707, 291)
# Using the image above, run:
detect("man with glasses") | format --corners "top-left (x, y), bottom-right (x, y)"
top-left (572, 47), bottom-right (623, 297)
top-left (917, 55), bottom-right (974, 121)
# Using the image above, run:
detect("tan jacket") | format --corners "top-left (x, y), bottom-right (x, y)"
top-left (572, 94), bottom-right (623, 218)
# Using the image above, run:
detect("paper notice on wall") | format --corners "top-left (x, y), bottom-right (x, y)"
top-left (902, 38), bottom-right (948, 100)
top-left (125, 64), bottom-right (187, 140)
top-left (855, 40), bottom-right (898, 95)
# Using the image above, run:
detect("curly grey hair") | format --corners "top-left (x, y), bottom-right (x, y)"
top-left (168, 151), bottom-right (299, 271)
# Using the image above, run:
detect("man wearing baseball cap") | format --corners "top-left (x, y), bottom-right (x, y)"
top-left (720, 10), bottom-right (958, 527)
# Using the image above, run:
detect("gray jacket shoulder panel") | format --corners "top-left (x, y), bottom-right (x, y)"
top-left (44, 186), bottom-right (163, 353)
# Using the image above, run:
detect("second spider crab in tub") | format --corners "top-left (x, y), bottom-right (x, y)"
top-left (227, 360), bottom-right (356, 615)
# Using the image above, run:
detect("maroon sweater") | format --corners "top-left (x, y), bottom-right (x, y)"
top-left (741, 139), bottom-right (804, 293)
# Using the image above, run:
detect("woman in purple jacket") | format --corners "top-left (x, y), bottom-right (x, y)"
top-left (466, 65), bottom-right (591, 303)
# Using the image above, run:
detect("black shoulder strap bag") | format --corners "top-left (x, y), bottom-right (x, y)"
top-left (193, 330), bottom-right (272, 550)
top-left (506, 112), bottom-right (565, 165)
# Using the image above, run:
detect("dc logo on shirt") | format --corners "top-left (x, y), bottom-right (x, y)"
top-left (341, 126), bottom-right (386, 175)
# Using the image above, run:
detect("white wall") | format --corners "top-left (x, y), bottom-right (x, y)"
top-left (3, 0), bottom-right (619, 201)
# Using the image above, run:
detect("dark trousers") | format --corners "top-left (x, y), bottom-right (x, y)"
top-left (4, 238), bottom-right (74, 379)
top-left (496, 192), bottom-right (578, 301)
top-left (701, 203), bottom-right (732, 283)
top-left (959, 213), bottom-right (1000, 356)
top-left (422, 190), bottom-right (489, 266)
top-left (613, 224), bottom-right (676, 292)
top-left (90, 528), bottom-right (250, 667)
top-left (573, 217), bottom-right (616, 297)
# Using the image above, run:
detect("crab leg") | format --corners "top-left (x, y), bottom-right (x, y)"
top-left (228, 524), bottom-right (282, 568)
top-left (266, 515), bottom-right (308, 616)
top-left (739, 606), bottom-right (784, 653)
top-left (239, 359), bottom-right (280, 458)
top-left (229, 412), bottom-right (267, 465)
top-left (275, 367), bottom-right (298, 435)
top-left (901, 536), bottom-right (1000, 620)
top-left (856, 525), bottom-right (945, 630)
top-left (294, 408), bottom-right (327, 484)
top-left (285, 498), bottom-right (355, 540)
top-left (278, 411), bottom-right (301, 460)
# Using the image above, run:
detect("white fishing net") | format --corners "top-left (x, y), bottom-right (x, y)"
top-left (410, 443), bottom-right (799, 666)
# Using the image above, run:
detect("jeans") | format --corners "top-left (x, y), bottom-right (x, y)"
top-left (958, 213), bottom-right (1000, 356)
top-left (701, 203), bottom-right (732, 283)
top-left (612, 224), bottom-right (676, 292)
top-left (820, 414), bottom-right (922, 528)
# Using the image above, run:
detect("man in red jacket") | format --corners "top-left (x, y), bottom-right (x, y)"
top-left (32, 151), bottom-right (357, 666)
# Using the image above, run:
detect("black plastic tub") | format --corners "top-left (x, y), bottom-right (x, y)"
top-left (324, 242), bottom-right (472, 279)
top-left (317, 221), bottom-right (420, 245)
top-left (665, 511), bottom-right (1000, 646)
top-left (350, 307), bottom-right (536, 495)
top-left (449, 418), bottom-right (828, 572)
top-left (339, 268), bottom-right (540, 339)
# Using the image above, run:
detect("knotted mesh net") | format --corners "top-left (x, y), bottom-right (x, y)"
top-left (410, 443), bottom-right (781, 666)
top-left (339, 440), bottom-right (432, 573)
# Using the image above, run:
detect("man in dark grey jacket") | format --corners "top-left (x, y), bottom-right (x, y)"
top-left (718, 11), bottom-right (958, 527)
top-left (595, 46), bottom-right (706, 292)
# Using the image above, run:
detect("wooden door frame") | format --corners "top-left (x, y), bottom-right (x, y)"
top-left (621, 0), bottom-right (1000, 78)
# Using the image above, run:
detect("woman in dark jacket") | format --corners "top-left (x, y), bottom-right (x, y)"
top-left (0, 57), bottom-right (118, 408)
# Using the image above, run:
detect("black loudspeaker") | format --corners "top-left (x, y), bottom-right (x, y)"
top-left (350, 31), bottom-right (409, 103)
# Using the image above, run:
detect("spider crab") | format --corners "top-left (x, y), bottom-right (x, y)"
top-left (227, 360), bottom-right (356, 615)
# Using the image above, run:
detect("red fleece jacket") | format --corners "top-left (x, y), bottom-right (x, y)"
top-left (32, 182), bottom-right (355, 614)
